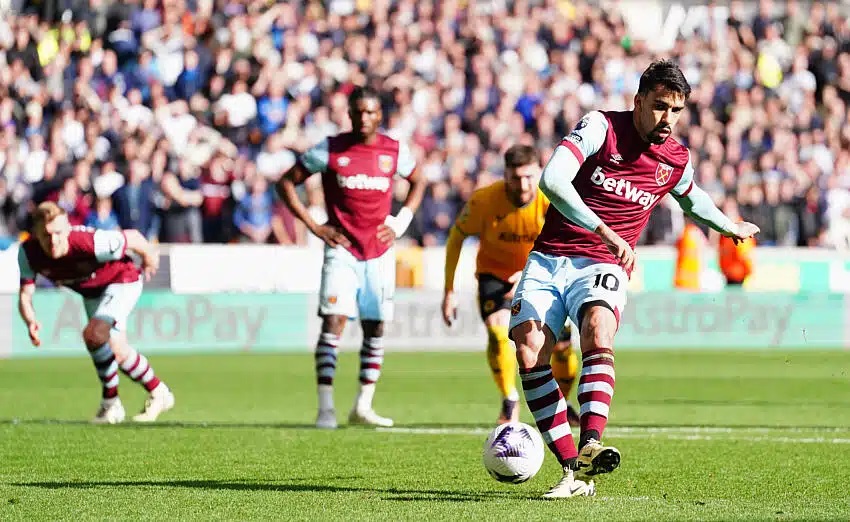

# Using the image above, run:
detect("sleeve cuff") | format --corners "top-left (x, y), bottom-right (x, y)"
top-left (560, 139), bottom-right (585, 163)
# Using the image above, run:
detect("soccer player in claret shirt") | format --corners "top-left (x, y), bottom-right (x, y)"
top-left (508, 60), bottom-right (760, 498)
top-left (441, 144), bottom-right (581, 426)
top-left (17, 202), bottom-right (175, 424)
top-left (278, 86), bottom-right (426, 429)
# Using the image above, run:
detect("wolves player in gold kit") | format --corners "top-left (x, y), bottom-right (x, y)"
top-left (442, 144), bottom-right (580, 426)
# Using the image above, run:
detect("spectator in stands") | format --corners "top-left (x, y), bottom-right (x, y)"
top-left (112, 160), bottom-right (157, 239)
top-left (0, 0), bottom-right (846, 250)
top-left (233, 173), bottom-right (273, 244)
top-left (160, 157), bottom-right (203, 243)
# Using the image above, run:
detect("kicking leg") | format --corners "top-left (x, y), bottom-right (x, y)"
top-left (512, 320), bottom-right (594, 499)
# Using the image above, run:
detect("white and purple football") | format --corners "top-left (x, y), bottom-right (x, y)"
top-left (482, 422), bottom-right (545, 483)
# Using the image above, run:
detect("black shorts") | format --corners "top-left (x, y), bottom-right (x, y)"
top-left (477, 273), bottom-right (513, 320)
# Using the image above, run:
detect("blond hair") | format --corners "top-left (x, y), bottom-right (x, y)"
top-left (32, 201), bottom-right (66, 231)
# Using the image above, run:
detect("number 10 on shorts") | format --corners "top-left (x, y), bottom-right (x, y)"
top-left (592, 273), bottom-right (620, 291)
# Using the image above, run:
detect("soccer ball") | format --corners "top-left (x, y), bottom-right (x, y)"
top-left (482, 422), bottom-right (545, 483)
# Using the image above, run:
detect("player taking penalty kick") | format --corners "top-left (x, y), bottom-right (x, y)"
top-left (441, 144), bottom-right (580, 426)
top-left (509, 60), bottom-right (760, 499)
top-left (278, 86), bottom-right (426, 429)
top-left (17, 202), bottom-right (174, 424)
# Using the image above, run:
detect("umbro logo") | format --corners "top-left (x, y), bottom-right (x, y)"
top-left (337, 156), bottom-right (350, 167)
top-left (610, 154), bottom-right (623, 164)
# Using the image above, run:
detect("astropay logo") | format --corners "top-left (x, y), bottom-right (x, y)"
top-left (590, 167), bottom-right (660, 210)
top-left (337, 174), bottom-right (390, 192)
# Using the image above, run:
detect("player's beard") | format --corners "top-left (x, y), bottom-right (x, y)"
top-left (649, 126), bottom-right (671, 144)
top-left (509, 190), bottom-right (534, 208)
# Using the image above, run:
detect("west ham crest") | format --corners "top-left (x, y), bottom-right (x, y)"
top-left (655, 163), bottom-right (673, 185)
top-left (378, 155), bottom-right (394, 174)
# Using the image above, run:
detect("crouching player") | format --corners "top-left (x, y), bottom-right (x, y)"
top-left (441, 144), bottom-right (580, 426)
top-left (17, 202), bottom-right (174, 423)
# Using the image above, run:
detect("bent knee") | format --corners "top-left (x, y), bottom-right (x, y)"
top-left (510, 321), bottom-right (555, 369)
top-left (580, 307), bottom-right (617, 350)
top-left (82, 319), bottom-right (112, 349)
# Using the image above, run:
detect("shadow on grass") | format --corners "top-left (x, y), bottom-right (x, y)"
top-left (11, 479), bottom-right (530, 502)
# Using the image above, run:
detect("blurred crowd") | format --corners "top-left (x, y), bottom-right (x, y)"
top-left (0, 0), bottom-right (849, 249)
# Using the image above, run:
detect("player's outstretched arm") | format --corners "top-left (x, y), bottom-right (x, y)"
top-left (540, 146), bottom-right (635, 270)
top-left (673, 184), bottom-right (760, 244)
top-left (18, 283), bottom-right (40, 347)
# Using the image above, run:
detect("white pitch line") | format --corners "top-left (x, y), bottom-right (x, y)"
top-left (608, 432), bottom-right (850, 444)
top-left (376, 426), bottom-right (850, 444)
top-left (378, 427), bottom-right (489, 435)
top-left (609, 426), bottom-right (850, 434)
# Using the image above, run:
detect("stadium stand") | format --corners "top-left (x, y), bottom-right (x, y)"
top-left (0, 0), bottom-right (847, 249)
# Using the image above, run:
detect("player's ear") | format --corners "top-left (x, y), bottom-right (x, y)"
top-left (633, 93), bottom-right (641, 111)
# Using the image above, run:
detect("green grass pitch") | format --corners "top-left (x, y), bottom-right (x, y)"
top-left (1, 350), bottom-right (849, 520)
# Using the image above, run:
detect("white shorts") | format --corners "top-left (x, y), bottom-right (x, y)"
top-left (508, 252), bottom-right (628, 338)
top-left (83, 280), bottom-right (143, 333)
top-left (319, 245), bottom-right (395, 321)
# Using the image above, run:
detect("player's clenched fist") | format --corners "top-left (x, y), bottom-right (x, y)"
top-left (314, 225), bottom-right (352, 248)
